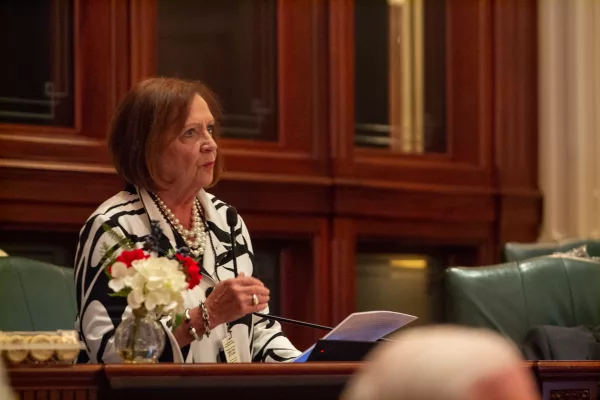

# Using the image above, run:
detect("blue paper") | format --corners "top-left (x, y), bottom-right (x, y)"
top-left (293, 345), bottom-right (314, 363)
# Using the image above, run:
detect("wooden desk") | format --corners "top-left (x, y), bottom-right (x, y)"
top-left (533, 361), bottom-right (600, 400)
top-left (9, 363), bottom-right (360, 400)
top-left (7, 362), bottom-right (600, 400)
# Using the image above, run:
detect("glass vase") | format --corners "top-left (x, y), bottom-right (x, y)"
top-left (114, 308), bottom-right (165, 363)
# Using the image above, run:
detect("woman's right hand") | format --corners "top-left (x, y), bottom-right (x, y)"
top-left (205, 273), bottom-right (270, 328)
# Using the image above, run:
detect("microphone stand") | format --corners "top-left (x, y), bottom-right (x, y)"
top-left (252, 313), bottom-right (394, 342)
top-left (253, 312), bottom-right (333, 331)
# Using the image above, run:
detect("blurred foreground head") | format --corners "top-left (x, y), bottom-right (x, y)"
top-left (342, 325), bottom-right (540, 400)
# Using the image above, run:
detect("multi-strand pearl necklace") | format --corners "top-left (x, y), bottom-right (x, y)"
top-left (154, 195), bottom-right (207, 258)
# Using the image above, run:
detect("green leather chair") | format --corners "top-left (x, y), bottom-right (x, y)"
top-left (504, 239), bottom-right (600, 262)
top-left (445, 256), bottom-right (600, 344)
top-left (0, 256), bottom-right (77, 331)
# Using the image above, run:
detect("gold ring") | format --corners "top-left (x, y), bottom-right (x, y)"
top-left (252, 294), bottom-right (259, 306)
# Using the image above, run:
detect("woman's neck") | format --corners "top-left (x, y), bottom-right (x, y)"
top-left (155, 188), bottom-right (199, 230)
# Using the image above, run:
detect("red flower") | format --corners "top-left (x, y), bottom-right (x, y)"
top-left (176, 254), bottom-right (202, 289)
top-left (109, 249), bottom-right (149, 274)
top-left (117, 249), bottom-right (150, 266)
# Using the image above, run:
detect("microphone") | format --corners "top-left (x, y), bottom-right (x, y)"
top-left (226, 207), bottom-right (239, 277)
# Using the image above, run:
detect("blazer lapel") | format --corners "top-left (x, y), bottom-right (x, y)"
top-left (137, 188), bottom-right (179, 254)
top-left (197, 190), bottom-right (230, 280)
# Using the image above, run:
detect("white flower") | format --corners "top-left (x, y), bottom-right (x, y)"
top-left (127, 289), bottom-right (145, 309)
top-left (129, 271), bottom-right (146, 292)
top-left (111, 262), bottom-right (129, 278)
top-left (108, 278), bottom-right (125, 292)
top-left (144, 289), bottom-right (168, 311)
top-left (106, 254), bottom-right (189, 316)
top-left (108, 262), bottom-right (136, 292)
top-left (116, 257), bottom-right (189, 314)
top-left (164, 292), bottom-right (185, 315)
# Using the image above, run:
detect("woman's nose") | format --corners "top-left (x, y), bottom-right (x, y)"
top-left (201, 137), bottom-right (217, 152)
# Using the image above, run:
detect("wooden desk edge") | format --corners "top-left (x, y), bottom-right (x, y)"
top-left (7, 361), bottom-right (600, 395)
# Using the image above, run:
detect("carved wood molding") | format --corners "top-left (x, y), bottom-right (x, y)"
top-left (334, 184), bottom-right (495, 223)
top-left (9, 360), bottom-right (600, 400)
top-left (549, 389), bottom-right (591, 400)
top-left (0, 164), bottom-right (503, 231)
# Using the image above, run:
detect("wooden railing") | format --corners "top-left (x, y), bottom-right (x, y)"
top-left (8, 362), bottom-right (600, 400)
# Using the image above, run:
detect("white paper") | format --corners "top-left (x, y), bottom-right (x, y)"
top-left (293, 311), bottom-right (417, 362)
top-left (323, 311), bottom-right (417, 341)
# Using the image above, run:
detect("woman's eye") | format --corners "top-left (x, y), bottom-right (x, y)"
top-left (183, 129), bottom-right (196, 137)
top-left (207, 124), bottom-right (215, 135)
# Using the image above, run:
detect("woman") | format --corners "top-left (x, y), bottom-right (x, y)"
top-left (74, 77), bottom-right (300, 363)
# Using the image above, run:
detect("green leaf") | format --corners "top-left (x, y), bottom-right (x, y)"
top-left (102, 223), bottom-right (135, 250)
top-left (171, 313), bottom-right (184, 332)
top-left (108, 288), bottom-right (132, 298)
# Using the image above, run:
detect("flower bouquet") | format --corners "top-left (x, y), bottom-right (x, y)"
top-left (101, 221), bottom-right (201, 363)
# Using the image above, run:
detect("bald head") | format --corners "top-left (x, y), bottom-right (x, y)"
top-left (343, 326), bottom-right (539, 400)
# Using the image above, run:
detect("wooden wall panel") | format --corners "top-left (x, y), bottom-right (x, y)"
top-left (0, 0), bottom-right (540, 341)
top-left (211, 174), bottom-right (331, 216)
top-left (331, 216), bottom-right (495, 322)
top-left (334, 183), bottom-right (495, 222)
top-left (218, 0), bottom-right (329, 177)
top-left (0, 0), bottom-right (129, 168)
top-left (331, 218), bottom-right (356, 323)
top-left (131, 0), bottom-right (329, 178)
top-left (493, 0), bottom-right (542, 247)
top-left (0, 166), bottom-right (122, 231)
top-left (330, 0), bottom-right (494, 187)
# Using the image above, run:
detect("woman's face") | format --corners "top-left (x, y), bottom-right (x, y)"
top-left (158, 94), bottom-right (217, 193)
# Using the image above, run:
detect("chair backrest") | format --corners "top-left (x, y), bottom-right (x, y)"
top-left (445, 256), bottom-right (600, 344)
top-left (0, 256), bottom-right (76, 331)
top-left (504, 239), bottom-right (600, 262)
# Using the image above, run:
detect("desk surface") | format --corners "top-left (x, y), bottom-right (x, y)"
top-left (8, 362), bottom-right (600, 400)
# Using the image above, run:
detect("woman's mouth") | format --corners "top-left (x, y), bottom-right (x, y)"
top-left (202, 161), bottom-right (215, 168)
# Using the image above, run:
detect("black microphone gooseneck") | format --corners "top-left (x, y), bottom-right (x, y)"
top-left (226, 207), bottom-right (239, 277)
top-left (253, 312), bottom-right (332, 331)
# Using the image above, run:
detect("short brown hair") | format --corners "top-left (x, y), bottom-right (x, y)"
top-left (108, 77), bottom-right (223, 192)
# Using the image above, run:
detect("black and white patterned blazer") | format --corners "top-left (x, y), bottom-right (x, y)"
top-left (74, 185), bottom-right (300, 363)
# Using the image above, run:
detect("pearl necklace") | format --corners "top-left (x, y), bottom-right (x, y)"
top-left (154, 195), bottom-right (207, 258)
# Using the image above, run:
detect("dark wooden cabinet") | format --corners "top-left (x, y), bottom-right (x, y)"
top-left (0, 0), bottom-right (540, 345)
